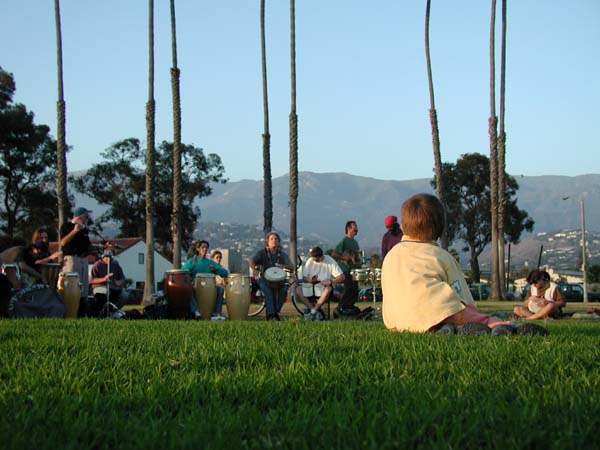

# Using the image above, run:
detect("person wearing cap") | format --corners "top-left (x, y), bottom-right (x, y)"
top-left (248, 231), bottom-right (294, 321)
top-left (60, 207), bottom-right (93, 311)
top-left (295, 246), bottom-right (345, 321)
top-left (381, 215), bottom-right (403, 261)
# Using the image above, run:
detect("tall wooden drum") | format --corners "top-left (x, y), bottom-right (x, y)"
top-left (225, 274), bottom-right (251, 320)
top-left (165, 269), bottom-right (192, 319)
top-left (41, 263), bottom-right (62, 289)
top-left (194, 273), bottom-right (217, 320)
top-left (57, 272), bottom-right (80, 319)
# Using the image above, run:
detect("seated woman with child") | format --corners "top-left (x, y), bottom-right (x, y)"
top-left (513, 270), bottom-right (565, 320)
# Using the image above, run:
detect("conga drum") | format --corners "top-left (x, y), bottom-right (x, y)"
top-left (41, 263), bottom-right (62, 289)
top-left (0, 264), bottom-right (21, 289)
top-left (194, 273), bottom-right (217, 320)
top-left (225, 274), bottom-right (251, 320)
top-left (165, 269), bottom-right (193, 319)
top-left (350, 268), bottom-right (369, 282)
top-left (57, 272), bottom-right (81, 319)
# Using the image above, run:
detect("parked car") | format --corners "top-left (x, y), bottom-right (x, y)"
top-left (558, 283), bottom-right (600, 302)
top-left (521, 282), bottom-right (600, 302)
top-left (358, 287), bottom-right (383, 302)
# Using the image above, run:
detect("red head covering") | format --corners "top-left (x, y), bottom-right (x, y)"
top-left (384, 215), bottom-right (397, 228)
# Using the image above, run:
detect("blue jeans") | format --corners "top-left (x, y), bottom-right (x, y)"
top-left (190, 285), bottom-right (225, 316)
top-left (257, 277), bottom-right (287, 315)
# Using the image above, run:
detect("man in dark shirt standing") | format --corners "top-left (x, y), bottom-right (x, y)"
top-left (60, 207), bottom-right (92, 307)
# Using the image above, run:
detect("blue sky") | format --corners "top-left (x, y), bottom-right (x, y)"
top-left (2, 1), bottom-right (599, 182)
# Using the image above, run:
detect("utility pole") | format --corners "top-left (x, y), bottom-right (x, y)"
top-left (580, 197), bottom-right (588, 303)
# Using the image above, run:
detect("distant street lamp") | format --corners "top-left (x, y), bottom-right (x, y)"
top-left (563, 195), bottom-right (588, 302)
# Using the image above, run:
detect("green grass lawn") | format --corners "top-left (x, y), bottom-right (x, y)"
top-left (1, 317), bottom-right (600, 450)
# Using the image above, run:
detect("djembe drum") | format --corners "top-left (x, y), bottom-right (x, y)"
top-left (225, 274), bottom-right (251, 320)
top-left (165, 269), bottom-right (193, 319)
top-left (350, 268), bottom-right (369, 283)
top-left (41, 263), bottom-right (62, 289)
top-left (194, 273), bottom-right (217, 320)
top-left (57, 272), bottom-right (80, 319)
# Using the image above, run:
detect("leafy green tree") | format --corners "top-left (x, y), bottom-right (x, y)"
top-left (71, 138), bottom-right (226, 260)
top-left (0, 67), bottom-right (61, 240)
top-left (433, 153), bottom-right (534, 282)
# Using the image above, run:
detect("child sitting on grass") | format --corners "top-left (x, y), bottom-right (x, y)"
top-left (514, 269), bottom-right (565, 320)
top-left (382, 193), bottom-right (514, 334)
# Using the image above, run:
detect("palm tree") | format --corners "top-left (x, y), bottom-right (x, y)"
top-left (143, 0), bottom-right (156, 303)
top-left (497, 0), bottom-right (508, 289)
top-left (169, 0), bottom-right (183, 268)
top-left (260, 0), bottom-right (273, 234)
top-left (424, 0), bottom-right (448, 249)
top-left (288, 0), bottom-right (298, 266)
top-left (488, 0), bottom-right (502, 299)
top-left (54, 0), bottom-right (68, 246)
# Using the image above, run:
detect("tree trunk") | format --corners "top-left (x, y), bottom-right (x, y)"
top-left (288, 0), bottom-right (298, 266)
top-left (260, 0), bottom-right (273, 234)
top-left (469, 250), bottom-right (481, 284)
top-left (497, 0), bottom-right (508, 290)
top-left (169, 0), bottom-right (183, 268)
top-left (424, 0), bottom-right (448, 249)
top-left (54, 0), bottom-right (68, 253)
top-left (144, 0), bottom-right (156, 303)
top-left (488, 0), bottom-right (502, 299)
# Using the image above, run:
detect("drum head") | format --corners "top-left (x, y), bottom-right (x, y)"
top-left (264, 266), bottom-right (286, 283)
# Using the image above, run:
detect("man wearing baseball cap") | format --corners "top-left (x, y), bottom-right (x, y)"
top-left (60, 207), bottom-right (93, 315)
top-left (381, 215), bottom-right (403, 261)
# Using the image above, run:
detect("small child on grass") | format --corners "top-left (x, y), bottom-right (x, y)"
top-left (382, 193), bottom-right (545, 335)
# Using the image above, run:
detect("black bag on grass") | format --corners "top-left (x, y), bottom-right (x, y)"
top-left (9, 284), bottom-right (66, 318)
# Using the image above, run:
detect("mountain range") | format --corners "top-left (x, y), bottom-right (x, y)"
top-left (193, 172), bottom-right (600, 249)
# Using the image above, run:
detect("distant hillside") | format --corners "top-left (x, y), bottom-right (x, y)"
top-left (72, 172), bottom-right (600, 267)
top-left (194, 172), bottom-right (600, 249)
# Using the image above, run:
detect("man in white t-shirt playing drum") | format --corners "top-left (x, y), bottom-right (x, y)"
top-left (295, 246), bottom-right (345, 321)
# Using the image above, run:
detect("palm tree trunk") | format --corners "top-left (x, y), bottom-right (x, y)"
top-left (54, 0), bottom-right (68, 251)
top-left (260, 0), bottom-right (273, 234)
top-left (497, 0), bottom-right (507, 290)
top-left (288, 0), bottom-right (298, 266)
top-left (488, 0), bottom-right (502, 299)
top-left (425, 0), bottom-right (448, 249)
top-left (144, 0), bottom-right (156, 303)
top-left (169, 0), bottom-right (183, 268)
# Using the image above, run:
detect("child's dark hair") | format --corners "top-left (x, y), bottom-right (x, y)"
top-left (400, 193), bottom-right (445, 242)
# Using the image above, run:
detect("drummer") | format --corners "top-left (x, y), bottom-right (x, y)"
top-left (295, 246), bottom-right (345, 321)
top-left (0, 244), bottom-right (46, 287)
top-left (89, 251), bottom-right (130, 312)
top-left (30, 227), bottom-right (61, 266)
top-left (248, 231), bottom-right (294, 321)
top-left (332, 220), bottom-right (362, 317)
top-left (182, 240), bottom-right (228, 320)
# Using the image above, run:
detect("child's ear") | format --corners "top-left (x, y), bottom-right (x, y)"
top-left (400, 223), bottom-right (405, 234)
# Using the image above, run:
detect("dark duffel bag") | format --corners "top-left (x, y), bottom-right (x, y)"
top-left (9, 284), bottom-right (66, 318)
